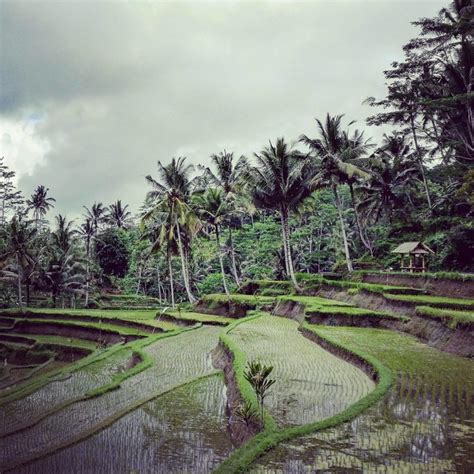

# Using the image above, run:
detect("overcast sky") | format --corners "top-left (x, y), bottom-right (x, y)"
top-left (0, 0), bottom-right (445, 219)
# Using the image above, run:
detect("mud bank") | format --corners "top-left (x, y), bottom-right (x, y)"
top-left (212, 342), bottom-right (261, 445)
top-left (4, 320), bottom-right (142, 345)
top-left (0, 311), bottom-right (162, 334)
top-left (318, 288), bottom-right (474, 358)
top-left (300, 328), bottom-right (380, 383)
top-left (360, 273), bottom-right (474, 298)
top-left (194, 301), bottom-right (251, 318)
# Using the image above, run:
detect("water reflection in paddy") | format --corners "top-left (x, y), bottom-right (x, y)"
top-left (19, 374), bottom-right (234, 473)
top-left (251, 327), bottom-right (474, 473)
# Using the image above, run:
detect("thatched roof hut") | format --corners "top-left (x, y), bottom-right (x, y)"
top-left (391, 241), bottom-right (434, 273)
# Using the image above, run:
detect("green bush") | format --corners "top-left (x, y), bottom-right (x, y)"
top-left (197, 272), bottom-right (236, 295)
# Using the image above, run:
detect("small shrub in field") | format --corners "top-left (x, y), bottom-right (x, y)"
top-left (234, 400), bottom-right (259, 427)
top-left (244, 360), bottom-right (276, 420)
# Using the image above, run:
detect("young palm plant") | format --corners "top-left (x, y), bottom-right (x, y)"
top-left (243, 360), bottom-right (276, 421)
top-left (245, 138), bottom-right (314, 289)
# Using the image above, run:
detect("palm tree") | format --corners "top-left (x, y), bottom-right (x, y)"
top-left (358, 134), bottom-right (419, 221)
top-left (192, 188), bottom-right (235, 295)
top-left (200, 150), bottom-right (249, 285)
top-left (83, 202), bottom-right (106, 234)
top-left (143, 157), bottom-right (199, 304)
top-left (26, 185), bottom-right (55, 230)
top-left (300, 114), bottom-right (371, 272)
top-left (107, 200), bottom-right (132, 229)
top-left (0, 217), bottom-right (37, 312)
top-left (77, 218), bottom-right (95, 307)
top-left (245, 138), bottom-right (313, 289)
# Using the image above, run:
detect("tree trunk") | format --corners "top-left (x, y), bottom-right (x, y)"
top-left (215, 225), bottom-right (230, 296)
top-left (348, 183), bottom-right (373, 256)
top-left (410, 117), bottom-right (433, 211)
top-left (280, 207), bottom-right (300, 289)
top-left (175, 223), bottom-right (197, 304)
top-left (333, 185), bottom-right (353, 273)
top-left (26, 281), bottom-right (30, 307)
top-left (156, 262), bottom-right (162, 304)
top-left (168, 255), bottom-right (175, 308)
top-left (17, 255), bottom-right (23, 313)
top-left (227, 227), bottom-right (241, 287)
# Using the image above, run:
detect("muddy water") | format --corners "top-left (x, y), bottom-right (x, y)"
top-left (1, 327), bottom-right (221, 470)
top-left (251, 327), bottom-right (474, 473)
top-left (17, 375), bottom-right (234, 474)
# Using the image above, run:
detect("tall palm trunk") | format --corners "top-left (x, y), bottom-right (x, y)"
top-left (156, 262), bottom-right (162, 304)
top-left (215, 225), bottom-right (230, 296)
top-left (348, 183), bottom-right (373, 256)
top-left (168, 254), bottom-right (175, 308)
top-left (17, 255), bottom-right (23, 313)
top-left (333, 185), bottom-right (353, 273)
top-left (227, 227), bottom-right (241, 287)
top-left (280, 206), bottom-right (300, 289)
top-left (410, 116), bottom-right (433, 211)
top-left (175, 222), bottom-right (197, 304)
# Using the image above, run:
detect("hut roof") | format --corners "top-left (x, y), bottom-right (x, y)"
top-left (391, 241), bottom-right (434, 255)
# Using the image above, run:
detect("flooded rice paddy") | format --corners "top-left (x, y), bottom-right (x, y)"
top-left (251, 326), bottom-right (474, 473)
top-left (228, 315), bottom-right (375, 426)
top-left (16, 374), bottom-right (233, 474)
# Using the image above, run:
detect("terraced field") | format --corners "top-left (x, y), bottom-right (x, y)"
top-left (251, 326), bottom-right (474, 473)
top-left (227, 314), bottom-right (375, 426)
top-left (19, 374), bottom-right (233, 473)
top-left (2, 275), bottom-right (472, 473)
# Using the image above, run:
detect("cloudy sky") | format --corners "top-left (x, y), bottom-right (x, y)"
top-left (1, 0), bottom-right (445, 218)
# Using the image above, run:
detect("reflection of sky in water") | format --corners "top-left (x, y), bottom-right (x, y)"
top-left (251, 331), bottom-right (474, 474)
top-left (18, 375), bottom-right (234, 474)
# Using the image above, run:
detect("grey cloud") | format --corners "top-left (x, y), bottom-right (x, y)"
top-left (1, 0), bottom-right (445, 218)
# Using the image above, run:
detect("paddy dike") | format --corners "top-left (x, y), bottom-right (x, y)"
top-left (317, 287), bottom-right (474, 358)
top-left (251, 325), bottom-right (474, 473)
top-left (358, 272), bottom-right (474, 299)
top-left (0, 311), bottom-right (162, 334)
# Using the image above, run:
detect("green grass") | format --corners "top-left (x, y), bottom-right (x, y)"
top-left (2, 308), bottom-right (178, 331)
top-left (276, 295), bottom-right (406, 322)
top-left (415, 306), bottom-right (474, 328)
top-left (277, 295), bottom-right (352, 308)
top-left (12, 334), bottom-right (98, 351)
top-left (353, 270), bottom-right (474, 282)
top-left (201, 293), bottom-right (276, 306)
top-left (12, 317), bottom-right (150, 337)
top-left (163, 311), bottom-right (233, 325)
top-left (214, 320), bottom-right (391, 474)
top-left (384, 293), bottom-right (474, 309)
top-left (294, 272), bottom-right (424, 295)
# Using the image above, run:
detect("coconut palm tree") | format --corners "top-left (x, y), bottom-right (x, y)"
top-left (26, 185), bottom-right (55, 230)
top-left (200, 150), bottom-right (249, 285)
top-left (358, 134), bottom-right (420, 221)
top-left (0, 217), bottom-right (37, 312)
top-left (107, 200), bottom-right (132, 229)
top-left (245, 138), bottom-right (314, 289)
top-left (77, 218), bottom-right (95, 307)
top-left (300, 114), bottom-right (371, 272)
top-left (192, 188), bottom-right (235, 295)
top-left (143, 157), bottom-right (199, 304)
top-left (83, 202), bottom-right (106, 235)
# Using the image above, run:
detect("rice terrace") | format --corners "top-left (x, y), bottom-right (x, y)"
top-left (1, 0), bottom-right (473, 473)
